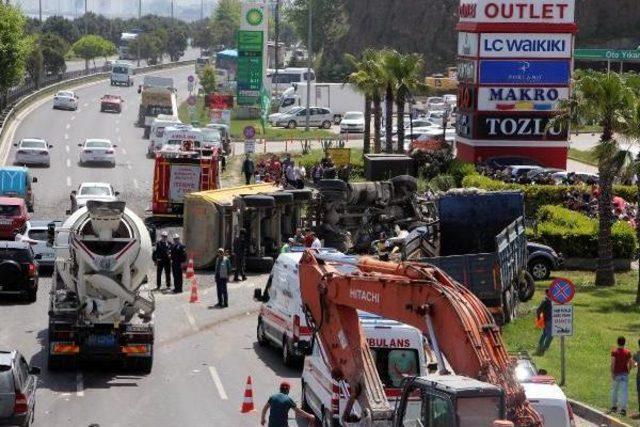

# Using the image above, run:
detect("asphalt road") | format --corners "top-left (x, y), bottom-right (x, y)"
top-left (0, 64), bottom-right (597, 426)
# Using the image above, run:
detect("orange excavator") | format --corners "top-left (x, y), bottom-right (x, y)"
top-left (299, 250), bottom-right (542, 427)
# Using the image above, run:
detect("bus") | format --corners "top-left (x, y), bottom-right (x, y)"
top-left (118, 30), bottom-right (142, 60)
top-left (266, 67), bottom-right (316, 94)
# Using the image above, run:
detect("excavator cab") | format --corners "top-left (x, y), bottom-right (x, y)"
top-left (393, 376), bottom-right (505, 427)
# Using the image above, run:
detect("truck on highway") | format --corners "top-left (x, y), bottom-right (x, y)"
top-left (110, 61), bottom-right (134, 87)
top-left (47, 201), bottom-right (155, 372)
top-left (137, 76), bottom-right (177, 139)
top-left (275, 82), bottom-right (364, 124)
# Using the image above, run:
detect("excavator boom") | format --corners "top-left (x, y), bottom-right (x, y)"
top-left (298, 250), bottom-right (541, 426)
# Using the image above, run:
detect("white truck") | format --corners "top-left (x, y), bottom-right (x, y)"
top-left (110, 61), bottom-right (134, 87)
top-left (276, 82), bottom-right (364, 123)
top-left (47, 201), bottom-right (155, 372)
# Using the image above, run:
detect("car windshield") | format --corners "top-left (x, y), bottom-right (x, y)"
top-left (79, 186), bottom-right (111, 196)
top-left (344, 113), bottom-right (363, 120)
top-left (0, 205), bottom-right (20, 216)
top-left (515, 359), bottom-right (538, 382)
top-left (58, 91), bottom-right (74, 98)
top-left (370, 348), bottom-right (419, 388)
top-left (112, 66), bottom-right (129, 74)
top-left (86, 141), bottom-right (111, 148)
top-left (21, 140), bottom-right (46, 149)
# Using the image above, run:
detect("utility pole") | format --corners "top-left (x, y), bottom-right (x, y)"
top-left (200, 0), bottom-right (204, 21)
top-left (171, 0), bottom-right (174, 20)
top-left (84, 0), bottom-right (88, 34)
top-left (273, 0), bottom-right (280, 96)
top-left (137, 0), bottom-right (142, 67)
top-left (39, 0), bottom-right (42, 22)
top-left (305, 0), bottom-right (312, 132)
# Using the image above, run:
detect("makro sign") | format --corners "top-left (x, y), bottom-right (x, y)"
top-left (480, 33), bottom-right (572, 58)
top-left (475, 113), bottom-right (567, 140)
top-left (458, 0), bottom-right (575, 24)
top-left (478, 87), bottom-right (569, 111)
top-left (458, 32), bottom-right (479, 57)
top-left (479, 60), bottom-right (570, 85)
top-left (457, 59), bottom-right (477, 83)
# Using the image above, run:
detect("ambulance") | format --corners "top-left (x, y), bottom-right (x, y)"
top-left (300, 312), bottom-right (430, 426)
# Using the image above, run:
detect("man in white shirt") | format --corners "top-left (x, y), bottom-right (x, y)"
top-left (310, 232), bottom-right (321, 249)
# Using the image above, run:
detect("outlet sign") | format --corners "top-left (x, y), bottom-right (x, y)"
top-left (458, 0), bottom-right (575, 24)
top-left (480, 33), bottom-right (572, 58)
top-left (479, 60), bottom-right (570, 85)
top-left (478, 87), bottom-right (569, 111)
top-left (475, 113), bottom-right (568, 140)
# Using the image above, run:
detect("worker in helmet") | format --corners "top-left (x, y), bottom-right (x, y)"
top-left (261, 381), bottom-right (315, 427)
top-left (153, 231), bottom-right (171, 290)
top-left (170, 234), bottom-right (187, 293)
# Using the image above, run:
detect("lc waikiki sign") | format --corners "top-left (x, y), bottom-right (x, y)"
top-left (480, 33), bottom-right (572, 58)
top-left (458, 0), bottom-right (575, 24)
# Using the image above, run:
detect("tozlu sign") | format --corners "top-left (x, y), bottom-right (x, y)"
top-left (476, 114), bottom-right (567, 140)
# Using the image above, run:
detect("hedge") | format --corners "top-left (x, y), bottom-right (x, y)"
top-left (532, 205), bottom-right (636, 259)
top-left (462, 175), bottom-right (639, 216)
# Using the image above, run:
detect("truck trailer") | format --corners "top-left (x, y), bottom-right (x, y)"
top-left (277, 82), bottom-right (365, 123)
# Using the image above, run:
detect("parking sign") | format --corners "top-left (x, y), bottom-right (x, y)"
top-left (552, 304), bottom-right (573, 337)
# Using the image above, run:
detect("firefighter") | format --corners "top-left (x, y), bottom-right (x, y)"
top-left (153, 231), bottom-right (171, 290)
top-left (170, 234), bottom-right (187, 293)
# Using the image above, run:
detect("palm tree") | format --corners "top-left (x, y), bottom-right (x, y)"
top-left (381, 49), bottom-right (398, 153)
top-left (554, 71), bottom-right (637, 286)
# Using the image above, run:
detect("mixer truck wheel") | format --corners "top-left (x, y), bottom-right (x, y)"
top-left (0, 260), bottom-right (23, 287)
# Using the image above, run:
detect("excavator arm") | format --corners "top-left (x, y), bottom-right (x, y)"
top-left (298, 250), bottom-right (541, 427)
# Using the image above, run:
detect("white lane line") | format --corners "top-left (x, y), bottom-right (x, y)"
top-left (133, 179), bottom-right (139, 189)
top-left (65, 123), bottom-right (71, 129)
top-left (208, 366), bottom-right (228, 400)
top-left (64, 134), bottom-right (69, 140)
top-left (183, 306), bottom-right (199, 332)
top-left (66, 176), bottom-right (71, 187)
top-left (76, 371), bottom-right (84, 397)
top-left (121, 148), bottom-right (127, 155)
top-left (65, 145), bottom-right (69, 153)
top-left (70, 116), bottom-right (75, 121)
top-left (66, 158), bottom-right (71, 168)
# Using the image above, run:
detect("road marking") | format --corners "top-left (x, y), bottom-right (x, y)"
top-left (65, 145), bottom-right (69, 153)
top-left (70, 116), bottom-right (75, 121)
top-left (76, 371), bottom-right (84, 397)
top-left (133, 179), bottom-right (139, 189)
top-left (66, 176), bottom-right (71, 187)
top-left (64, 134), bottom-right (69, 140)
top-left (65, 123), bottom-right (71, 130)
top-left (183, 306), bottom-right (199, 332)
top-left (208, 366), bottom-right (228, 400)
top-left (66, 158), bottom-right (71, 168)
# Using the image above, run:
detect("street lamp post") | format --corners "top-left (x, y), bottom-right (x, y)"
top-left (39, 0), bottom-right (42, 22)
top-left (137, 0), bottom-right (142, 67)
top-left (273, 0), bottom-right (280, 96)
top-left (305, 0), bottom-right (312, 132)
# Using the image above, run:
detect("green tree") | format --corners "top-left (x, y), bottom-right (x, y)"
top-left (554, 71), bottom-right (637, 287)
top-left (381, 49), bottom-right (398, 154)
top-left (286, 0), bottom-right (347, 55)
top-left (199, 65), bottom-right (218, 95)
top-left (210, 0), bottom-right (241, 48)
top-left (0, 4), bottom-right (31, 106)
top-left (41, 15), bottom-right (80, 44)
top-left (128, 32), bottom-right (163, 65)
top-left (72, 35), bottom-right (114, 70)
top-left (190, 19), bottom-right (214, 51)
top-left (165, 26), bottom-right (188, 62)
top-left (25, 38), bottom-right (43, 89)
top-left (41, 32), bottom-right (69, 76)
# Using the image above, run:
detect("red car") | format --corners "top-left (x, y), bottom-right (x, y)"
top-left (100, 95), bottom-right (124, 113)
top-left (0, 197), bottom-right (29, 240)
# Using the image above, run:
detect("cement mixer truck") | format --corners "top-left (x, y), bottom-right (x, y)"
top-left (46, 201), bottom-right (155, 372)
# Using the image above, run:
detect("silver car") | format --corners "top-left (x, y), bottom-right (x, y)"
top-left (52, 90), bottom-right (78, 111)
top-left (13, 139), bottom-right (52, 167)
top-left (272, 107), bottom-right (333, 129)
top-left (0, 350), bottom-right (39, 427)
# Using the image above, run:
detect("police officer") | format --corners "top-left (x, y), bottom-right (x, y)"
top-left (233, 228), bottom-right (247, 282)
top-left (153, 231), bottom-right (171, 290)
top-left (170, 233), bottom-right (187, 293)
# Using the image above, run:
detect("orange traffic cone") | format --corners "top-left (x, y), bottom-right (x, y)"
top-left (240, 376), bottom-right (255, 413)
top-left (187, 258), bottom-right (199, 303)
top-left (185, 258), bottom-right (195, 279)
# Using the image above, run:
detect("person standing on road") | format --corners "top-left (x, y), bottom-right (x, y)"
top-left (242, 155), bottom-right (255, 186)
top-left (233, 229), bottom-right (248, 282)
top-left (170, 234), bottom-right (187, 294)
top-left (214, 248), bottom-right (232, 308)
top-left (261, 382), bottom-right (316, 427)
top-left (633, 339), bottom-right (640, 419)
top-left (153, 231), bottom-right (171, 290)
top-left (535, 289), bottom-right (553, 356)
top-left (609, 336), bottom-right (634, 416)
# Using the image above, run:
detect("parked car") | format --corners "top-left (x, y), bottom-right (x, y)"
top-left (270, 107), bottom-right (333, 129)
top-left (0, 350), bottom-right (39, 427)
top-left (485, 156), bottom-right (543, 170)
top-left (13, 138), bottom-right (52, 167)
top-left (78, 139), bottom-right (117, 167)
top-left (21, 220), bottom-right (61, 269)
top-left (527, 242), bottom-right (564, 281)
top-left (551, 171), bottom-right (599, 185)
top-left (0, 241), bottom-right (38, 302)
top-left (52, 90), bottom-right (78, 110)
top-left (506, 165), bottom-right (543, 183)
top-left (339, 111), bottom-right (365, 133)
top-left (0, 198), bottom-right (29, 240)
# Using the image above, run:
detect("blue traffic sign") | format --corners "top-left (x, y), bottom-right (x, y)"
top-left (549, 278), bottom-right (575, 305)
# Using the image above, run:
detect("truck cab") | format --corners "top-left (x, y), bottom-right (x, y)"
top-left (0, 167), bottom-right (37, 212)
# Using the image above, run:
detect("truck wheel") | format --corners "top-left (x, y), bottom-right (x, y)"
top-left (529, 258), bottom-right (551, 281)
top-left (321, 120), bottom-right (332, 129)
top-left (136, 357), bottom-right (153, 374)
top-left (47, 355), bottom-right (70, 371)
top-left (287, 120), bottom-right (297, 129)
top-left (282, 337), bottom-right (294, 367)
top-left (246, 257), bottom-right (274, 273)
top-left (257, 319), bottom-right (268, 347)
top-left (143, 128), bottom-right (150, 139)
top-left (518, 271), bottom-right (536, 302)
top-left (25, 288), bottom-right (37, 303)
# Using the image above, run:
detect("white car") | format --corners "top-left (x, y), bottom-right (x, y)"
top-left (78, 139), bottom-right (117, 167)
top-left (70, 182), bottom-right (119, 212)
top-left (13, 138), bottom-right (52, 167)
top-left (20, 220), bottom-right (61, 267)
top-left (339, 111), bottom-right (365, 133)
top-left (53, 90), bottom-right (78, 110)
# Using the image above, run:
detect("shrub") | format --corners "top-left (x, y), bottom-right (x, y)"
top-left (429, 175), bottom-right (456, 192)
top-left (534, 205), bottom-right (636, 259)
top-left (447, 160), bottom-right (478, 186)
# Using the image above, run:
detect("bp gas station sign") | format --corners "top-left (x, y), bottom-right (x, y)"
top-left (237, 2), bottom-right (268, 106)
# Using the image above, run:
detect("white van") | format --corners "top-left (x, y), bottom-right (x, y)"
top-left (254, 249), bottom-right (351, 366)
top-left (301, 312), bottom-right (430, 426)
top-left (110, 61), bottom-right (134, 87)
top-left (148, 115), bottom-right (181, 157)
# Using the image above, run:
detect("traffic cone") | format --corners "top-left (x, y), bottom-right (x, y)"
top-left (187, 258), bottom-right (199, 303)
top-left (185, 258), bottom-right (195, 279)
top-left (240, 376), bottom-right (255, 413)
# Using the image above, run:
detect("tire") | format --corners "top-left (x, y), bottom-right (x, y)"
top-left (518, 271), bottom-right (536, 302)
top-left (135, 356), bottom-right (153, 374)
top-left (143, 128), bottom-right (150, 139)
top-left (268, 192), bottom-right (294, 206)
top-left (529, 257), bottom-right (552, 281)
top-left (287, 120), bottom-right (297, 129)
top-left (47, 354), bottom-right (70, 371)
top-left (242, 195), bottom-right (275, 209)
top-left (246, 256), bottom-right (274, 273)
top-left (287, 189), bottom-right (313, 201)
top-left (282, 337), bottom-right (294, 367)
top-left (25, 287), bottom-right (37, 303)
top-left (317, 179), bottom-right (348, 192)
top-left (257, 319), bottom-right (268, 346)
top-left (0, 260), bottom-right (23, 287)
top-left (100, 106), bottom-right (104, 112)
top-left (301, 380), bottom-right (312, 412)
top-left (322, 407), bottom-right (339, 427)
top-left (321, 120), bottom-right (332, 129)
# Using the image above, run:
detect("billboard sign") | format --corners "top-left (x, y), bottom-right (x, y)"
top-left (237, 31), bottom-right (264, 105)
top-left (458, 0), bottom-right (575, 24)
top-left (457, 59), bottom-right (477, 83)
top-left (480, 33), bottom-right (572, 58)
top-left (475, 113), bottom-right (568, 140)
top-left (479, 60), bottom-right (570, 85)
top-left (241, 2), bottom-right (267, 31)
top-left (478, 87), bottom-right (569, 111)
top-left (458, 32), bottom-right (479, 57)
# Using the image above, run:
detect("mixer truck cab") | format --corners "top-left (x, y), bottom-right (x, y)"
top-left (0, 167), bottom-right (37, 212)
top-left (301, 312), bottom-right (429, 426)
top-left (254, 249), bottom-right (354, 366)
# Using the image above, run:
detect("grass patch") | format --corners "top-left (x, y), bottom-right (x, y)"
top-left (575, 124), bottom-right (603, 134)
top-left (568, 148), bottom-right (598, 166)
top-left (178, 98), bottom-right (335, 140)
top-left (502, 270), bottom-right (640, 422)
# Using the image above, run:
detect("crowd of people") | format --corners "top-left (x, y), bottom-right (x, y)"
top-left (563, 187), bottom-right (637, 228)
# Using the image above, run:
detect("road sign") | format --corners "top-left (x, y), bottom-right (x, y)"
top-left (549, 278), bottom-right (576, 304)
top-left (243, 125), bottom-right (256, 139)
top-left (552, 304), bottom-right (573, 337)
top-left (244, 140), bottom-right (256, 153)
top-left (187, 95), bottom-right (197, 107)
top-left (574, 49), bottom-right (640, 62)
top-left (188, 75), bottom-right (195, 83)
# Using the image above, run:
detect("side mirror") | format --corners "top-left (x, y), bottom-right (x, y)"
top-left (78, 143), bottom-right (83, 147)
top-left (112, 144), bottom-right (118, 148)
top-left (28, 366), bottom-right (41, 375)
top-left (538, 368), bottom-right (548, 376)
top-left (13, 143), bottom-right (17, 147)
top-left (34, 254), bottom-right (42, 260)
top-left (32, 177), bottom-right (37, 183)
top-left (115, 191), bottom-right (120, 196)
top-left (48, 145), bottom-right (53, 149)
top-left (253, 288), bottom-right (263, 302)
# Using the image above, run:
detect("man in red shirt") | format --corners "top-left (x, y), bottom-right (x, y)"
top-left (609, 336), bottom-right (634, 416)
